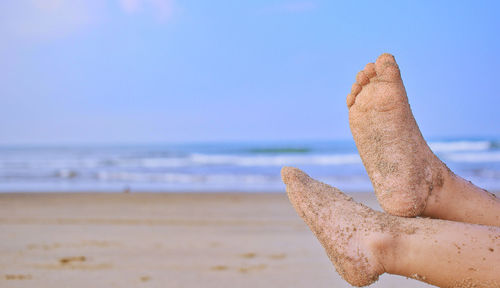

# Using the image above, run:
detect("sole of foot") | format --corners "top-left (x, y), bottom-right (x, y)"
top-left (281, 166), bottom-right (405, 287)
top-left (347, 53), bottom-right (449, 217)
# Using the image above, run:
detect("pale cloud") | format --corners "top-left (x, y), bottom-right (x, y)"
top-left (118, 0), bottom-right (175, 22)
top-left (0, 0), bottom-right (176, 41)
top-left (120, 0), bottom-right (141, 13)
top-left (0, 0), bottom-right (104, 40)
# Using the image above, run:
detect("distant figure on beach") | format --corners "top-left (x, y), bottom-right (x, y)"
top-left (282, 53), bottom-right (500, 287)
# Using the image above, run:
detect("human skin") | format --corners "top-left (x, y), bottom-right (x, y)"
top-left (346, 53), bottom-right (500, 227)
top-left (282, 167), bottom-right (500, 287)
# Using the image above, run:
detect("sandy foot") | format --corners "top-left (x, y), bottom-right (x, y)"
top-left (347, 53), bottom-right (448, 217)
top-left (281, 166), bottom-right (404, 287)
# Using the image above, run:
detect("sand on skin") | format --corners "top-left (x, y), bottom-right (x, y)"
top-left (0, 192), bottom-right (436, 288)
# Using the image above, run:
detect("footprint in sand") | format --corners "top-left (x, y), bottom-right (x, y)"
top-left (211, 264), bottom-right (267, 273)
top-left (239, 252), bottom-right (256, 259)
top-left (4, 274), bottom-right (32, 280)
top-left (238, 264), bottom-right (267, 273)
top-left (268, 253), bottom-right (286, 260)
top-left (210, 265), bottom-right (229, 271)
top-left (59, 256), bottom-right (86, 265)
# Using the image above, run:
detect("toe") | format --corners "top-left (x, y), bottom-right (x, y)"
top-left (364, 63), bottom-right (376, 78)
top-left (281, 167), bottom-right (315, 211)
top-left (351, 83), bottom-right (361, 95)
top-left (375, 62), bottom-right (401, 82)
top-left (375, 53), bottom-right (396, 66)
top-left (281, 166), bottom-right (307, 186)
top-left (346, 94), bottom-right (355, 108)
top-left (375, 53), bottom-right (401, 82)
top-left (356, 70), bottom-right (369, 85)
top-left (346, 83), bottom-right (361, 108)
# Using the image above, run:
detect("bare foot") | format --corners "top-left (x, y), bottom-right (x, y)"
top-left (281, 166), bottom-right (401, 286)
top-left (346, 53), bottom-right (449, 217)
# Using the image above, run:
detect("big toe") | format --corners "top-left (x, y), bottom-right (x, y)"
top-left (281, 167), bottom-right (315, 205)
top-left (375, 53), bottom-right (396, 66)
top-left (375, 53), bottom-right (401, 82)
top-left (282, 167), bottom-right (350, 211)
top-left (281, 166), bottom-right (307, 186)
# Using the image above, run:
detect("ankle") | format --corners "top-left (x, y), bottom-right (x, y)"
top-left (367, 231), bottom-right (400, 274)
top-left (422, 163), bottom-right (454, 218)
top-left (424, 169), bottom-right (500, 226)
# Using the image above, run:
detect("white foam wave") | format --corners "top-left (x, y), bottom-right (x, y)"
top-left (0, 158), bottom-right (103, 169)
top-left (105, 153), bottom-right (363, 169)
top-left (97, 171), bottom-right (276, 184)
top-left (56, 169), bottom-right (78, 179)
top-left (1, 154), bottom-right (361, 177)
top-left (429, 141), bottom-right (491, 152)
top-left (444, 152), bottom-right (500, 163)
top-left (188, 153), bottom-right (362, 166)
top-left (140, 158), bottom-right (193, 167)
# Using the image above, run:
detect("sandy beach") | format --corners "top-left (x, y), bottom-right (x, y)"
top-left (0, 192), bottom-right (437, 288)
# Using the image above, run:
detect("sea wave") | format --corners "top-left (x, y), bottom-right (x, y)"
top-left (97, 171), bottom-right (276, 184)
top-left (188, 153), bottom-right (362, 167)
top-left (107, 153), bottom-right (363, 168)
top-left (443, 151), bottom-right (500, 163)
top-left (429, 141), bottom-right (491, 152)
top-left (1, 140), bottom-right (500, 192)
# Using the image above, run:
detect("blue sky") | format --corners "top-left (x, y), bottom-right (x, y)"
top-left (1, 0), bottom-right (499, 144)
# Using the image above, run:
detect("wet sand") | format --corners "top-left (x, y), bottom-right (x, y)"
top-left (0, 192), bottom-right (435, 288)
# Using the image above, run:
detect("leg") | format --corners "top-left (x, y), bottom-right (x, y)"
top-left (347, 53), bottom-right (500, 226)
top-left (282, 167), bottom-right (500, 287)
top-left (386, 218), bottom-right (500, 288)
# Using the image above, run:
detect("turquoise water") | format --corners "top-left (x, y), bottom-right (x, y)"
top-left (1, 139), bottom-right (499, 192)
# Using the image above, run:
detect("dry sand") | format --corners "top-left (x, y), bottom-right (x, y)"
top-left (0, 192), bottom-right (435, 288)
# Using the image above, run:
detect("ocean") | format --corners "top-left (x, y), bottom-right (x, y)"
top-left (1, 139), bottom-right (499, 193)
